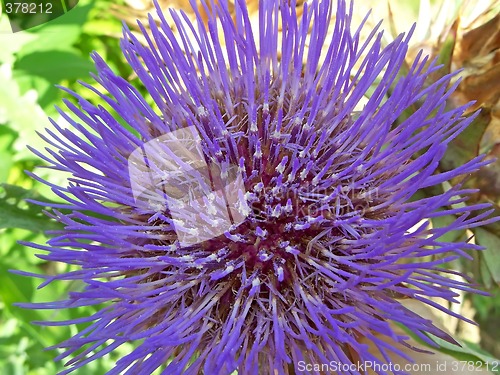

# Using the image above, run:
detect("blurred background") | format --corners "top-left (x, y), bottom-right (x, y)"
top-left (0, 0), bottom-right (498, 374)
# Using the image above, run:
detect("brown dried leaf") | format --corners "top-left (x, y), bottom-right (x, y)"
top-left (460, 63), bottom-right (500, 106)
top-left (453, 13), bottom-right (500, 111)
top-left (460, 13), bottom-right (500, 62)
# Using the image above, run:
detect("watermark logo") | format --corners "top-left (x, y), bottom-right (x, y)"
top-left (128, 126), bottom-right (250, 247)
top-left (0, 0), bottom-right (78, 32)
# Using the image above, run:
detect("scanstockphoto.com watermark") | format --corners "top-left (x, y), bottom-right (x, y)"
top-left (297, 360), bottom-right (500, 373)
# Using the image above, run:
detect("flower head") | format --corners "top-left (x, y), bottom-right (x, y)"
top-left (20, 0), bottom-right (496, 374)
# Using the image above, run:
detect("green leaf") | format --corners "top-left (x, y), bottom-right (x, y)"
top-left (479, 252), bottom-right (494, 289)
top-left (475, 227), bottom-right (500, 285)
top-left (472, 290), bottom-right (500, 322)
top-left (83, 18), bottom-right (122, 36)
top-left (398, 320), bottom-right (500, 368)
top-left (0, 183), bottom-right (62, 232)
top-left (15, 0), bottom-right (95, 57)
top-left (441, 110), bottom-right (490, 173)
top-left (435, 19), bottom-right (458, 76)
top-left (14, 50), bottom-right (95, 83)
top-left (426, 334), bottom-right (500, 367)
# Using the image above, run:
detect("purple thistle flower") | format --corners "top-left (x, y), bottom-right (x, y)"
top-left (19, 0), bottom-right (497, 374)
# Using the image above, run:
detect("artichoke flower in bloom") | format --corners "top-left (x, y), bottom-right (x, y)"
top-left (20, 0), bottom-right (498, 374)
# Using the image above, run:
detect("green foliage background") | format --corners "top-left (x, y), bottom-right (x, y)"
top-left (0, 0), bottom-right (498, 374)
top-left (0, 1), bottom-right (136, 373)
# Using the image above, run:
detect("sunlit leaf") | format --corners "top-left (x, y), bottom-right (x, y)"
top-left (15, 0), bottom-right (94, 57)
top-left (14, 50), bottom-right (95, 83)
top-left (0, 64), bottom-right (50, 160)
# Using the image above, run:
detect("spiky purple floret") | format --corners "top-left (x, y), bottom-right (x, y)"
top-left (18, 0), bottom-right (496, 374)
